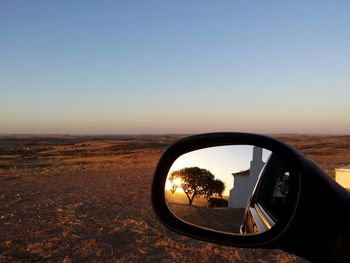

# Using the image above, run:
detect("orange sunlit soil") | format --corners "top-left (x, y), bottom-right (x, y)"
top-left (1, 134), bottom-right (349, 262)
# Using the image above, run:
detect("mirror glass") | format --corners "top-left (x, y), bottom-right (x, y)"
top-left (165, 145), bottom-right (292, 235)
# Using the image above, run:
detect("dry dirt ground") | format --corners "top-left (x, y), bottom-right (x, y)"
top-left (168, 203), bottom-right (245, 234)
top-left (1, 134), bottom-right (349, 262)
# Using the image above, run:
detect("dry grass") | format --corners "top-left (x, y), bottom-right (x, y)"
top-left (1, 134), bottom-right (346, 262)
top-left (273, 134), bottom-right (350, 179)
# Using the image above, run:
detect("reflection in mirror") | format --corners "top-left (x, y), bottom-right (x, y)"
top-left (164, 145), bottom-right (287, 235)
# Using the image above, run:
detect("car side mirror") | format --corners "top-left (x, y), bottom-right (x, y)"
top-left (151, 133), bottom-right (350, 262)
top-left (151, 133), bottom-right (301, 245)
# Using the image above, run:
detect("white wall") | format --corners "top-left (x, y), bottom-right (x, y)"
top-left (336, 168), bottom-right (350, 190)
top-left (248, 147), bottom-right (265, 195)
top-left (228, 147), bottom-right (265, 208)
top-left (228, 176), bottom-right (250, 208)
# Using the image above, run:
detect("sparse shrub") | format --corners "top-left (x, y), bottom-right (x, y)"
top-left (208, 197), bottom-right (228, 208)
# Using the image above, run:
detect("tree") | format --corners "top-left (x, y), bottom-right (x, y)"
top-left (169, 167), bottom-right (225, 205)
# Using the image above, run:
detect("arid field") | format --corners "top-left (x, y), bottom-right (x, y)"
top-left (1, 134), bottom-right (349, 262)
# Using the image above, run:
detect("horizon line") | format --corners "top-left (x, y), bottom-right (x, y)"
top-left (0, 132), bottom-right (349, 137)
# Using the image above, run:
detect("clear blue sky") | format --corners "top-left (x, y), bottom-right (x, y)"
top-left (1, 1), bottom-right (349, 134)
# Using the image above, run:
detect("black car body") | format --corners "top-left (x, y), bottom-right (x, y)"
top-left (241, 153), bottom-right (290, 234)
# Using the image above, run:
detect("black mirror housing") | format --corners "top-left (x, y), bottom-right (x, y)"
top-left (151, 132), bottom-right (350, 262)
top-left (151, 133), bottom-right (301, 247)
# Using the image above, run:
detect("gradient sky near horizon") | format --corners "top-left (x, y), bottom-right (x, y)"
top-left (166, 145), bottom-right (272, 196)
top-left (1, 1), bottom-right (349, 134)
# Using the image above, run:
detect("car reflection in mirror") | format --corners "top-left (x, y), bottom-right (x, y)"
top-left (241, 153), bottom-right (291, 234)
